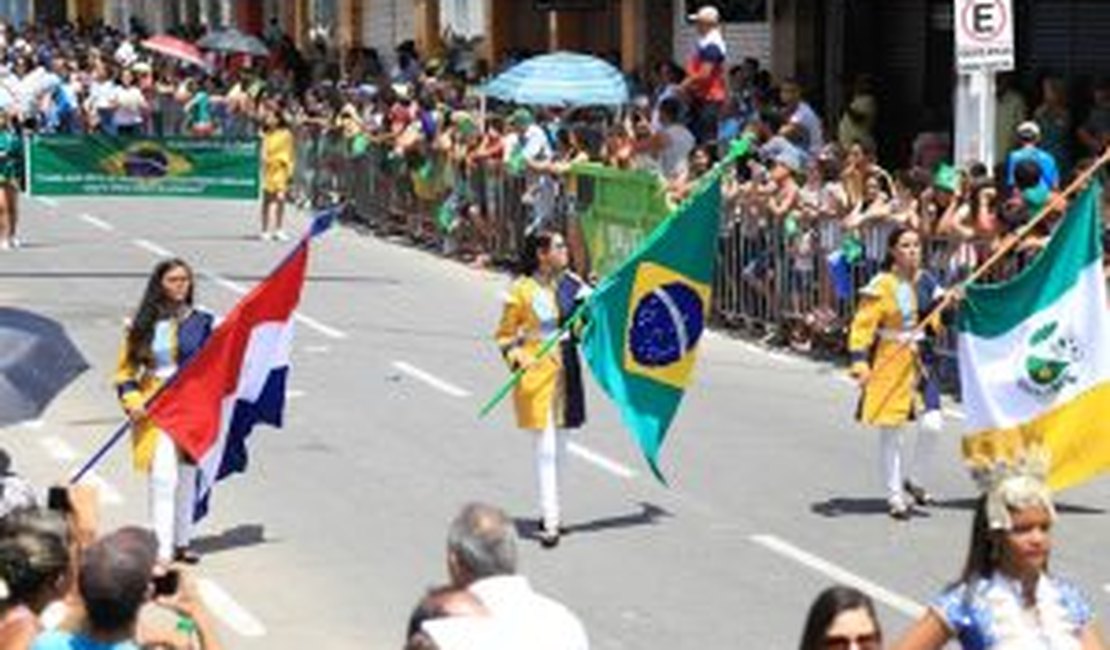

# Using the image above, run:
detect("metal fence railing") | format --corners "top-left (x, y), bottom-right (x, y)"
top-left (293, 133), bottom-right (994, 388)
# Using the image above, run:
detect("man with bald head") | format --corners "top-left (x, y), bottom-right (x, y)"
top-left (445, 502), bottom-right (588, 649)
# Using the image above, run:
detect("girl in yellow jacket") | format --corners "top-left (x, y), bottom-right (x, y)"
top-left (115, 259), bottom-right (214, 562)
top-left (849, 225), bottom-right (945, 520)
top-left (260, 104), bottom-right (295, 241)
top-left (494, 230), bottom-right (588, 548)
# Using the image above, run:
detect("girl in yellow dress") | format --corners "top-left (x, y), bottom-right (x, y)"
top-left (260, 104), bottom-right (295, 241)
top-left (849, 225), bottom-right (945, 519)
top-left (494, 230), bottom-right (588, 548)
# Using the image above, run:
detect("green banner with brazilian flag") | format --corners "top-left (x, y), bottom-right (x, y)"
top-left (29, 135), bottom-right (260, 199)
top-left (581, 172), bottom-right (723, 481)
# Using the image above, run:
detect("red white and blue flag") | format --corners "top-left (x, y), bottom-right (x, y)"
top-left (147, 212), bottom-right (335, 520)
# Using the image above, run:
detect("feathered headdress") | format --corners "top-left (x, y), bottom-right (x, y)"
top-left (965, 437), bottom-right (1056, 531)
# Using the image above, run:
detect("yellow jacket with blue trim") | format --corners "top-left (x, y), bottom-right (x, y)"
top-left (494, 273), bottom-right (586, 430)
top-left (848, 271), bottom-right (943, 426)
top-left (114, 310), bottom-right (214, 472)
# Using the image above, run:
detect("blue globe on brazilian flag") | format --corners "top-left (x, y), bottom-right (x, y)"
top-left (582, 174), bottom-right (722, 481)
top-left (100, 141), bottom-right (194, 179)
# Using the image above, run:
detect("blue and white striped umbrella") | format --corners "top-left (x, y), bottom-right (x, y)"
top-left (482, 51), bottom-right (629, 107)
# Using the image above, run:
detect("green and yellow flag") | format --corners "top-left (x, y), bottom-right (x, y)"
top-left (581, 174), bottom-right (722, 482)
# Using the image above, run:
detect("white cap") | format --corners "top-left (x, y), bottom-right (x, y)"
top-left (1016, 120), bottom-right (1041, 140)
top-left (688, 5), bottom-right (721, 24)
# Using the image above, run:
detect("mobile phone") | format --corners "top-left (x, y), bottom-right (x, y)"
top-left (152, 570), bottom-right (180, 597)
top-left (46, 486), bottom-right (71, 513)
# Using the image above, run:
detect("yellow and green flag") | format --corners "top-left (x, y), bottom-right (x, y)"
top-left (959, 184), bottom-right (1110, 490)
top-left (581, 175), bottom-right (721, 481)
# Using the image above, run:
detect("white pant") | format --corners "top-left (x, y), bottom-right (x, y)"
top-left (879, 410), bottom-right (941, 503)
top-left (531, 413), bottom-right (569, 532)
top-left (149, 431), bottom-right (196, 561)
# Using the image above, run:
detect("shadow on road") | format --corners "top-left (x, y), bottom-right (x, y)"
top-left (810, 497), bottom-right (931, 519)
top-left (513, 502), bottom-right (673, 542)
top-left (192, 523), bottom-right (270, 555)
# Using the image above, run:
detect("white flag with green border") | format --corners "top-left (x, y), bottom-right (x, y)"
top-left (958, 185), bottom-right (1110, 490)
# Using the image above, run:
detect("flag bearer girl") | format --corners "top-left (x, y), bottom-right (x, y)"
top-left (849, 225), bottom-right (946, 520)
top-left (494, 230), bottom-right (588, 548)
top-left (115, 259), bottom-right (214, 562)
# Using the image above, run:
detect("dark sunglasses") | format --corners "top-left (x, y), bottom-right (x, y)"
top-left (824, 632), bottom-right (882, 650)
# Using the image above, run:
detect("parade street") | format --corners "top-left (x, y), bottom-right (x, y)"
top-left (2, 196), bottom-right (1109, 649)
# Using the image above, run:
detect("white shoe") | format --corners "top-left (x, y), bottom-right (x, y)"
top-left (0, 240), bottom-right (9, 251)
top-left (8, 237), bottom-right (20, 249)
top-left (272, 230), bottom-right (290, 242)
top-left (259, 231), bottom-right (273, 241)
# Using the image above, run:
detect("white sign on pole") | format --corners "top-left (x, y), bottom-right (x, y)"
top-left (955, 0), bottom-right (1015, 73)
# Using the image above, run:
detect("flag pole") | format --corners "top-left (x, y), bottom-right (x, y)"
top-left (477, 136), bottom-right (755, 417)
top-left (861, 145), bottom-right (1110, 392)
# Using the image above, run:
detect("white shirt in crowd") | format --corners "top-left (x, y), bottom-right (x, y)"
top-left (658, 122), bottom-right (696, 182)
top-left (520, 123), bottom-right (552, 162)
top-left (788, 100), bottom-right (825, 156)
top-left (114, 86), bottom-right (146, 126)
top-left (88, 79), bottom-right (118, 111)
top-left (467, 575), bottom-right (589, 650)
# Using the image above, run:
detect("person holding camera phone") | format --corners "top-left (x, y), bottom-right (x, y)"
top-left (115, 259), bottom-right (214, 564)
top-left (30, 527), bottom-right (223, 650)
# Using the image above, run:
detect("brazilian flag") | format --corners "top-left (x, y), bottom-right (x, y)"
top-left (581, 175), bottom-right (721, 482)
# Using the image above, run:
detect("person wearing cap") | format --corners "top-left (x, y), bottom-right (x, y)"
top-left (506, 108), bottom-right (557, 233)
top-left (1005, 121), bottom-right (1059, 192)
top-left (895, 449), bottom-right (1106, 649)
top-left (680, 5), bottom-right (728, 145)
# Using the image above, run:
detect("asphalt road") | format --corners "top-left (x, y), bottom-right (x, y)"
top-left (1, 195), bottom-right (1108, 649)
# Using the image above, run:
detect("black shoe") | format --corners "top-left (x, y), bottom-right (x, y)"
top-left (888, 498), bottom-right (912, 521)
top-left (538, 528), bottom-right (560, 549)
top-left (173, 547), bottom-right (201, 564)
top-left (904, 480), bottom-right (935, 506)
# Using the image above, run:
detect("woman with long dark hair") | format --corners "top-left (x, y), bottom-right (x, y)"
top-left (0, 513), bottom-right (70, 650)
top-left (493, 230), bottom-right (587, 548)
top-left (115, 259), bottom-right (214, 563)
top-left (800, 586), bottom-right (883, 650)
top-left (895, 455), bottom-right (1106, 649)
top-left (848, 225), bottom-right (945, 519)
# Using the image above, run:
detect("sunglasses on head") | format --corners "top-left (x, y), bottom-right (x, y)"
top-left (824, 632), bottom-right (881, 650)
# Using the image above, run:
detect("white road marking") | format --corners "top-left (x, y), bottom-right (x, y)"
top-left (303, 345), bottom-right (331, 354)
top-left (392, 361), bottom-right (471, 398)
top-left (22, 419), bottom-right (46, 430)
top-left (132, 238), bottom-right (173, 258)
top-left (34, 196), bottom-right (58, 208)
top-left (197, 578), bottom-right (267, 637)
top-left (40, 436), bottom-right (78, 462)
top-left (1104, 584), bottom-right (1109, 595)
top-left (292, 312), bottom-right (348, 340)
top-left (568, 442), bottom-right (637, 479)
top-left (81, 471), bottom-right (124, 506)
top-left (728, 337), bottom-right (799, 361)
top-left (751, 534), bottom-right (925, 618)
top-left (286, 389), bottom-right (307, 400)
top-left (197, 269), bottom-right (247, 295)
top-left (78, 214), bottom-right (114, 232)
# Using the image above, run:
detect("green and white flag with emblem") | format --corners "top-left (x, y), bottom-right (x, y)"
top-left (958, 184), bottom-right (1110, 490)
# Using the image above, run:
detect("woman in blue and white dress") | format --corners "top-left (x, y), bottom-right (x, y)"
top-left (895, 461), bottom-right (1106, 650)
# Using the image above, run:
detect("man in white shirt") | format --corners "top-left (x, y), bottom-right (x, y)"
top-left (446, 502), bottom-right (589, 650)
top-left (779, 78), bottom-right (824, 157)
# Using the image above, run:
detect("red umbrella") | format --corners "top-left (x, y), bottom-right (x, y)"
top-left (140, 35), bottom-right (209, 69)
